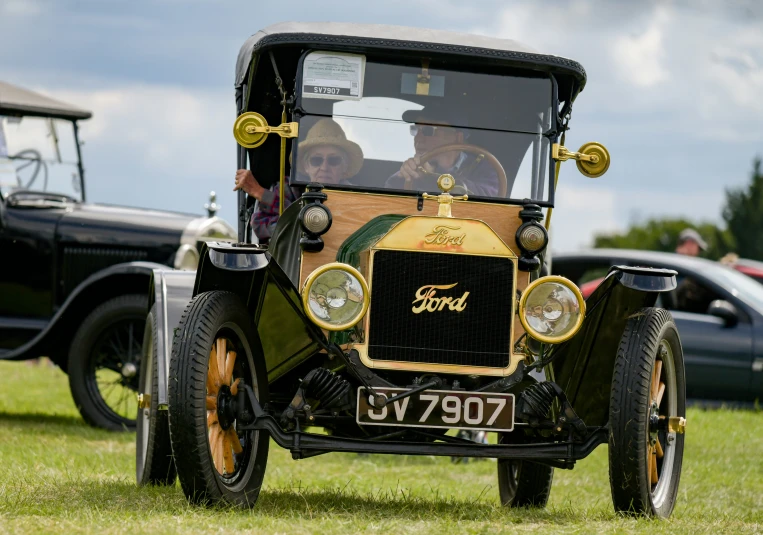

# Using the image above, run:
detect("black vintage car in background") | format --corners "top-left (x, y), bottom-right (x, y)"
top-left (553, 249), bottom-right (763, 405)
top-left (0, 81), bottom-right (236, 430)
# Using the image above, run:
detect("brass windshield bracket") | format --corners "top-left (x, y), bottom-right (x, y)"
top-left (552, 142), bottom-right (611, 178)
top-left (422, 174), bottom-right (468, 217)
top-left (244, 122), bottom-right (299, 138)
top-left (233, 111), bottom-right (299, 149)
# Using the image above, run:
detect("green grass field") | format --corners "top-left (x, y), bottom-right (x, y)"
top-left (0, 361), bottom-right (760, 534)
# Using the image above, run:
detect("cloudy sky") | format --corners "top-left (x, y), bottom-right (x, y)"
top-left (1, 0), bottom-right (761, 251)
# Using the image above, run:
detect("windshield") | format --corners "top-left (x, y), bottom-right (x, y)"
top-left (0, 116), bottom-right (83, 200)
top-left (293, 52), bottom-right (555, 203)
top-left (699, 259), bottom-right (763, 312)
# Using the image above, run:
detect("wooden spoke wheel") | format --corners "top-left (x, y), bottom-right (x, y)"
top-left (206, 336), bottom-right (245, 477)
top-left (609, 308), bottom-right (686, 518)
top-left (168, 291), bottom-right (269, 508)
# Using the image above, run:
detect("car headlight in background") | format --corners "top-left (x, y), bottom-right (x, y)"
top-left (302, 263), bottom-right (369, 331)
top-left (176, 215), bottom-right (239, 271)
top-left (518, 275), bottom-right (585, 344)
top-left (174, 244), bottom-right (200, 270)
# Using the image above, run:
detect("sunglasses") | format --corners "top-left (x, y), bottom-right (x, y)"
top-left (409, 124), bottom-right (456, 137)
top-left (308, 155), bottom-right (344, 167)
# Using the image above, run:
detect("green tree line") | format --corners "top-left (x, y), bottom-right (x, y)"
top-left (594, 158), bottom-right (762, 260)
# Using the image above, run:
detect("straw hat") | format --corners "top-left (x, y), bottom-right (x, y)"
top-left (298, 119), bottom-right (364, 178)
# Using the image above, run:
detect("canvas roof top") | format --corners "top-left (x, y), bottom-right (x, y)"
top-left (235, 21), bottom-right (586, 93)
top-left (0, 81), bottom-right (92, 121)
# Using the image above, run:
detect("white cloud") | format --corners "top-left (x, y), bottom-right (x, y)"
top-left (1, 0), bottom-right (42, 16)
top-left (50, 85), bottom-right (240, 223)
top-left (550, 184), bottom-right (619, 252)
top-left (611, 7), bottom-right (670, 88)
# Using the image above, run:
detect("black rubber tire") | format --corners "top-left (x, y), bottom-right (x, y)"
top-left (497, 439), bottom-right (554, 507)
top-left (68, 294), bottom-right (147, 431)
top-left (168, 291), bottom-right (270, 507)
top-left (609, 308), bottom-right (685, 518)
top-left (136, 305), bottom-right (177, 486)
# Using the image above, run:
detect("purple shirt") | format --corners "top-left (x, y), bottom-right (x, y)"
top-left (251, 182), bottom-right (301, 242)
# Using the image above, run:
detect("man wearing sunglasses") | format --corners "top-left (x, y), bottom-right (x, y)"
top-left (388, 104), bottom-right (500, 197)
top-left (234, 118), bottom-right (363, 242)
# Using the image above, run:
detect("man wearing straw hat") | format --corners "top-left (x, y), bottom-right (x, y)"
top-left (234, 118), bottom-right (364, 242)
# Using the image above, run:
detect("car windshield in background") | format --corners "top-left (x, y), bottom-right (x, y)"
top-left (699, 259), bottom-right (763, 312)
top-left (294, 52), bottom-right (555, 202)
top-left (0, 116), bottom-right (82, 200)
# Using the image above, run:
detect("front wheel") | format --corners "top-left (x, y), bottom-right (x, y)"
top-left (168, 291), bottom-right (269, 507)
top-left (136, 305), bottom-right (176, 486)
top-left (609, 308), bottom-right (686, 518)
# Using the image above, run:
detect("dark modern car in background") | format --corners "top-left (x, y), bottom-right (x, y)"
top-left (0, 81), bottom-right (236, 430)
top-left (554, 249), bottom-right (763, 404)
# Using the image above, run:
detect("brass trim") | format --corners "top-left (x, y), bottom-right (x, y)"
top-left (668, 416), bottom-right (687, 434)
top-left (301, 262), bottom-right (370, 332)
top-left (518, 275), bottom-right (586, 344)
top-left (233, 111), bottom-right (299, 149)
top-left (421, 174), bottom-right (468, 217)
top-left (138, 393), bottom-right (151, 410)
top-left (374, 216), bottom-right (517, 257)
top-left (355, 216), bottom-right (523, 376)
top-left (552, 143), bottom-right (599, 163)
top-left (552, 142), bottom-right (610, 178)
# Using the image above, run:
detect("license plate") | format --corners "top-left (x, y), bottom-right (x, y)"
top-left (356, 387), bottom-right (514, 432)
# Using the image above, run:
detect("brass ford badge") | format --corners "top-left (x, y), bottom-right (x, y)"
top-left (424, 225), bottom-right (465, 246)
top-left (412, 283), bottom-right (469, 313)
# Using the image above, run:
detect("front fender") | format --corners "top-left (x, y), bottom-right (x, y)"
top-left (549, 265), bottom-right (677, 426)
top-left (148, 269), bottom-right (196, 407)
top-left (1, 261), bottom-right (167, 364)
top-left (193, 242), bottom-right (326, 383)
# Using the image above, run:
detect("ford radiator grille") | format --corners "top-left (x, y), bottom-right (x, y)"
top-left (367, 250), bottom-right (514, 368)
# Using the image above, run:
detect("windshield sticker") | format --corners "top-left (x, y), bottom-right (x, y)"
top-left (302, 52), bottom-right (365, 100)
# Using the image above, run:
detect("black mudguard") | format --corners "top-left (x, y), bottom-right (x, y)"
top-left (1, 261), bottom-right (167, 363)
top-left (549, 265), bottom-right (677, 426)
top-left (195, 242), bottom-right (325, 383)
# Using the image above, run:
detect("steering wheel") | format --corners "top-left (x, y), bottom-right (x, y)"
top-left (11, 149), bottom-right (47, 190)
top-left (410, 143), bottom-right (508, 198)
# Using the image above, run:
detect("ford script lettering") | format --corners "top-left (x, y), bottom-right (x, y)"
top-left (424, 225), bottom-right (466, 246)
top-left (411, 283), bottom-right (469, 314)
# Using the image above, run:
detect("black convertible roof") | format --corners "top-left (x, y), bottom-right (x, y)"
top-left (235, 22), bottom-right (587, 96)
top-left (0, 81), bottom-right (92, 121)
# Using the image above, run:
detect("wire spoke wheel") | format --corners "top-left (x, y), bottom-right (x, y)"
top-left (88, 319), bottom-right (141, 423)
top-left (69, 294), bottom-right (147, 430)
top-left (609, 307), bottom-right (686, 518)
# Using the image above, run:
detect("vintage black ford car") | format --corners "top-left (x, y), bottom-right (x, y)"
top-left (137, 23), bottom-right (687, 517)
top-left (0, 81), bottom-right (236, 430)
